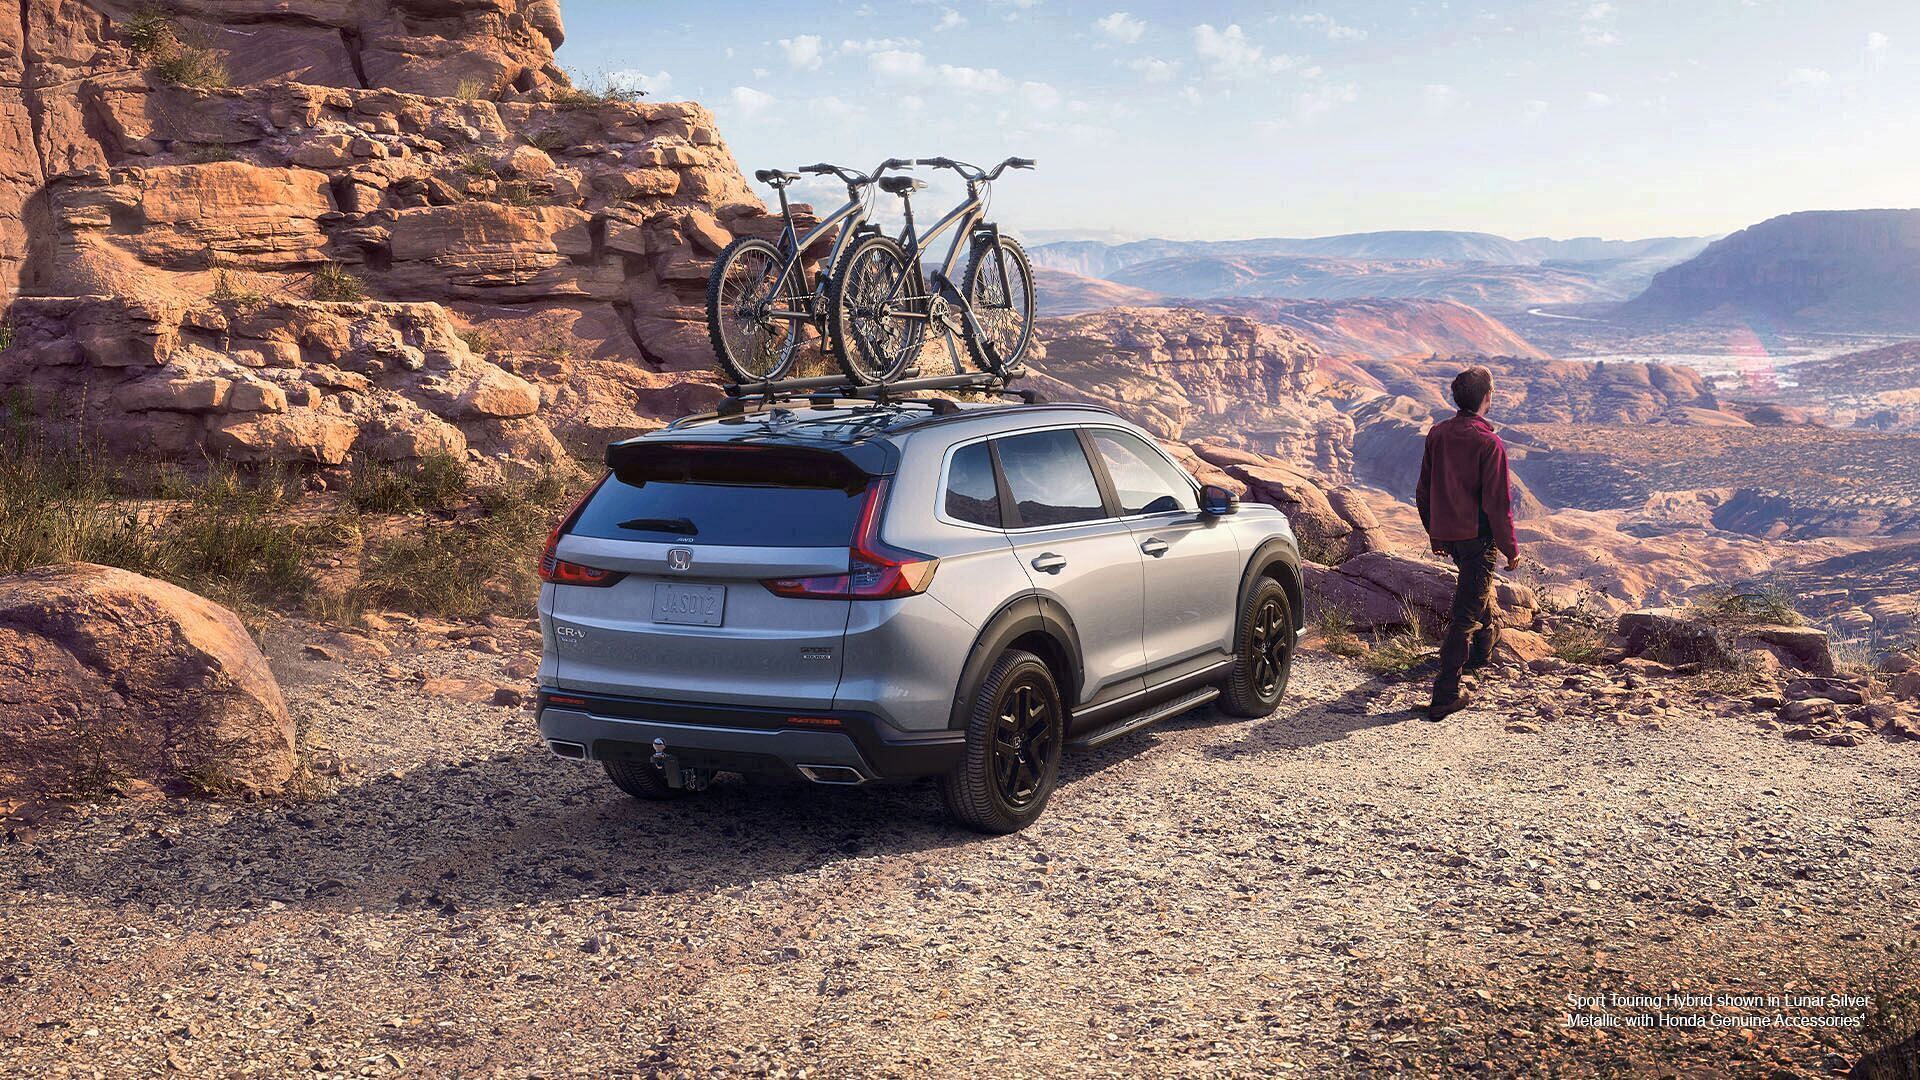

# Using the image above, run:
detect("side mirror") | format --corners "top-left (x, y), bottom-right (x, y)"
top-left (1200, 484), bottom-right (1239, 516)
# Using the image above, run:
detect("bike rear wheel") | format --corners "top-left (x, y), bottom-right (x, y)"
top-left (962, 234), bottom-right (1036, 376)
top-left (707, 237), bottom-right (804, 383)
top-left (827, 233), bottom-right (926, 385)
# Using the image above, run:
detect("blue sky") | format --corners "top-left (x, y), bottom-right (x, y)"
top-left (555, 1), bottom-right (1920, 242)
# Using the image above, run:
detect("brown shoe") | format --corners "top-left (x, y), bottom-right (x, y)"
top-left (1426, 694), bottom-right (1472, 722)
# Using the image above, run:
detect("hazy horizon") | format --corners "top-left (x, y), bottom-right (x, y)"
top-left (554, 0), bottom-right (1920, 243)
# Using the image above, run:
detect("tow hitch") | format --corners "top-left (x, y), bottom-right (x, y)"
top-left (650, 738), bottom-right (710, 791)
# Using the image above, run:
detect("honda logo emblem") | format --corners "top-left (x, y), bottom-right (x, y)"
top-left (666, 548), bottom-right (694, 572)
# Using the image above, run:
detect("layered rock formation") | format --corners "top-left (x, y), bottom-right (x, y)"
top-left (1623, 209), bottom-right (1920, 333)
top-left (0, 3), bottom-right (799, 467)
top-left (1027, 306), bottom-right (1353, 476)
top-left (0, 562), bottom-right (295, 798)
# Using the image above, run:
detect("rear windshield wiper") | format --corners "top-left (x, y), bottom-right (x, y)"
top-left (617, 517), bottom-right (698, 535)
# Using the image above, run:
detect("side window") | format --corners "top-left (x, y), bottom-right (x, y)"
top-left (944, 441), bottom-right (1003, 527)
top-left (994, 429), bottom-right (1107, 527)
top-left (1091, 429), bottom-right (1197, 515)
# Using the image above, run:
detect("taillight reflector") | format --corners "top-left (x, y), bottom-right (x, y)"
top-left (762, 477), bottom-right (939, 601)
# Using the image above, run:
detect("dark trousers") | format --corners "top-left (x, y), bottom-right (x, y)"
top-left (1432, 537), bottom-right (1500, 705)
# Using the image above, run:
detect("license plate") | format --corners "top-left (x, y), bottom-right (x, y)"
top-left (652, 583), bottom-right (726, 627)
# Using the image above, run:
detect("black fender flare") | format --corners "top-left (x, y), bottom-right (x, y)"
top-left (946, 592), bottom-right (1084, 730)
top-left (1239, 537), bottom-right (1305, 630)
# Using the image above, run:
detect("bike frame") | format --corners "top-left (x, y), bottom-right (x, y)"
top-left (762, 183), bottom-right (881, 322)
top-left (884, 181), bottom-right (998, 310)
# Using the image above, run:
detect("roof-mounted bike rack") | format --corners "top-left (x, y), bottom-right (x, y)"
top-left (714, 369), bottom-right (1041, 417)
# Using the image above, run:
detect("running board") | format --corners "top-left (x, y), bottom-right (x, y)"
top-left (1069, 687), bottom-right (1220, 750)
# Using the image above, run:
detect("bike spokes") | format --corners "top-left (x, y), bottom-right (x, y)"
top-left (841, 245), bottom-right (920, 383)
top-left (715, 246), bottom-right (797, 381)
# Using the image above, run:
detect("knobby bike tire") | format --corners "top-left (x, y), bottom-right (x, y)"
top-left (826, 233), bottom-right (926, 385)
top-left (961, 234), bottom-right (1036, 376)
top-left (706, 236), bottom-right (805, 384)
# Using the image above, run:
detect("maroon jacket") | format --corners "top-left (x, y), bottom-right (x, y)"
top-left (1415, 411), bottom-right (1518, 560)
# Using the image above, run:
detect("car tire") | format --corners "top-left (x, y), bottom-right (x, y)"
top-left (602, 758), bottom-right (697, 801)
top-left (1218, 577), bottom-right (1296, 718)
top-left (941, 649), bottom-right (1064, 834)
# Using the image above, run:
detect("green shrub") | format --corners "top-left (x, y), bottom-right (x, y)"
top-left (210, 270), bottom-right (266, 305)
top-left (1548, 621), bottom-right (1606, 665)
top-left (346, 452), bottom-right (470, 514)
top-left (309, 263), bottom-right (365, 303)
top-left (356, 471), bottom-right (573, 618)
top-left (121, 9), bottom-right (174, 57)
top-left (152, 44), bottom-right (230, 89)
top-left (1686, 583), bottom-right (1802, 627)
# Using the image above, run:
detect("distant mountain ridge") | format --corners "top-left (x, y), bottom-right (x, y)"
top-left (1621, 209), bottom-right (1920, 332)
top-left (1034, 230), bottom-right (1713, 310)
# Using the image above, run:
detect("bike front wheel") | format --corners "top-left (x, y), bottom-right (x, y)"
top-left (962, 233), bottom-right (1036, 376)
top-left (707, 236), bottom-right (804, 383)
top-left (827, 233), bottom-right (926, 385)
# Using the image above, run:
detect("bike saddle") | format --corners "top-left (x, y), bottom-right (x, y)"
top-left (754, 169), bottom-right (802, 186)
top-left (879, 176), bottom-right (927, 195)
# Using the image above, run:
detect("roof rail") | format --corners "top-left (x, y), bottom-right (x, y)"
top-left (714, 369), bottom-right (1040, 417)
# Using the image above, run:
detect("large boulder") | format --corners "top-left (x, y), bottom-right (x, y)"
top-left (1616, 607), bottom-right (1834, 675)
top-left (0, 564), bottom-right (296, 799)
top-left (1305, 551), bottom-right (1538, 634)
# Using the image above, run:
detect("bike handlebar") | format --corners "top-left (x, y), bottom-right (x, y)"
top-left (914, 156), bottom-right (1036, 181)
top-left (797, 159), bottom-right (917, 187)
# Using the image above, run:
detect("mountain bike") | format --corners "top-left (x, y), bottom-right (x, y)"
top-left (826, 156), bottom-right (1037, 385)
top-left (706, 158), bottom-right (914, 384)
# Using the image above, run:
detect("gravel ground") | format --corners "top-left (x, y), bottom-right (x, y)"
top-left (3, 618), bottom-right (1918, 1077)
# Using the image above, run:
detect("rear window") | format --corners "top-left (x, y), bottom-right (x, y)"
top-left (574, 446), bottom-right (869, 547)
top-left (944, 441), bottom-right (1003, 527)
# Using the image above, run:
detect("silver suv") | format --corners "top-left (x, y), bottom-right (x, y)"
top-left (536, 398), bottom-right (1303, 833)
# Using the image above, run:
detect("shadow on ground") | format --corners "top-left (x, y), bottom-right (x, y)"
top-left (6, 717), bottom-right (1167, 919)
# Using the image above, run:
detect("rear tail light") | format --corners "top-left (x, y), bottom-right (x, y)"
top-left (763, 477), bottom-right (939, 600)
top-left (538, 479), bottom-right (622, 587)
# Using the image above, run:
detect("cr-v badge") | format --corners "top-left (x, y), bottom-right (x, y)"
top-left (667, 548), bottom-right (694, 572)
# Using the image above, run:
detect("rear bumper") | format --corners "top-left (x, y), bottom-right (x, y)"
top-left (535, 689), bottom-right (964, 782)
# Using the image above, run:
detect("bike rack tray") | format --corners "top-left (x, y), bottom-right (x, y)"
top-left (715, 369), bottom-right (1036, 416)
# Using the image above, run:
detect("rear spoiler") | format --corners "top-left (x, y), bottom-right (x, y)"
top-left (605, 440), bottom-right (895, 492)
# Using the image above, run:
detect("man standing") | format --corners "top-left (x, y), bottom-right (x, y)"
top-left (1415, 365), bottom-right (1519, 721)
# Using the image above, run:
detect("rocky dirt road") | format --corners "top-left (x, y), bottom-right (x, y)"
top-left (3, 621), bottom-right (1918, 1077)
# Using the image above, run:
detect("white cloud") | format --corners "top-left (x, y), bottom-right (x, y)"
top-left (1787, 66), bottom-right (1831, 85)
top-left (1126, 56), bottom-right (1180, 82)
top-left (1095, 12), bottom-right (1146, 44)
top-left (1179, 84), bottom-right (1204, 106)
top-left (608, 69), bottom-right (671, 96)
top-left (1580, 2), bottom-right (1618, 45)
top-left (1524, 98), bottom-right (1549, 118)
top-left (1867, 30), bottom-right (1890, 52)
top-left (867, 49), bottom-right (1011, 94)
top-left (869, 48), bottom-right (927, 78)
top-left (1290, 12), bottom-right (1367, 41)
top-left (1294, 80), bottom-right (1357, 120)
top-left (728, 86), bottom-right (774, 116)
top-left (778, 34), bottom-right (824, 70)
top-left (1585, 90), bottom-right (1612, 106)
top-left (1423, 83), bottom-right (1457, 112)
top-left (808, 95), bottom-right (863, 122)
top-left (840, 37), bottom-right (920, 54)
top-left (1020, 80), bottom-right (1062, 110)
top-left (1193, 23), bottom-right (1300, 78)
top-left (935, 9), bottom-right (966, 31)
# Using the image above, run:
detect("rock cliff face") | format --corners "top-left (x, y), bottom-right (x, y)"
top-left (0, 1), bottom-right (794, 470)
top-left (1623, 209), bottom-right (1920, 332)
top-left (1027, 307), bottom-right (1353, 477)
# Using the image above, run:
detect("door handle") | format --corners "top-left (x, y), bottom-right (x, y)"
top-left (1140, 538), bottom-right (1169, 558)
top-left (1030, 552), bottom-right (1067, 574)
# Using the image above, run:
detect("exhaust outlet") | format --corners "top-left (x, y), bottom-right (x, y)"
top-left (547, 739), bottom-right (588, 760)
top-left (796, 764), bottom-right (867, 786)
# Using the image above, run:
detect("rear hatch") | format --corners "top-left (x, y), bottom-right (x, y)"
top-left (545, 442), bottom-right (878, 710)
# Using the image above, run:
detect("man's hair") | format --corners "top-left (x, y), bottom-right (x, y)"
top-left (1452, 365), bottom-right (1494, 413)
